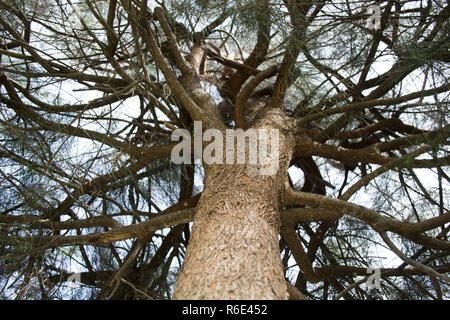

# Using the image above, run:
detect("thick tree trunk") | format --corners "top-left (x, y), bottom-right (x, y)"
top-left (173, 110), bottom-right (294, 299)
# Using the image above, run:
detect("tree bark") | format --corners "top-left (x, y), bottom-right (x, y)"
top-left (172, 109), bottom-right (294, 299)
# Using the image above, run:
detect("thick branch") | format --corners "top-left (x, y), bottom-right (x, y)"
top-left (283, 189), bottom-right (450, 252)
top-left (234, 65), bottom-right (278, 128)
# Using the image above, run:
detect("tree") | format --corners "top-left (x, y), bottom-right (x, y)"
top-left (0, 0), bottom-right (448, 300)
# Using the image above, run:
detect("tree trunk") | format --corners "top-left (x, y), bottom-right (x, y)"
top-left (173, 109), bottom-right (294, 299)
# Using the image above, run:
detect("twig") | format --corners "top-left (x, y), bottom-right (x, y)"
top-left (120, 278), bottom-right (152, 300)
top-left (339, 144), bottom-right (432, 201)
top-left (378, 231), bottom-right (450, 283)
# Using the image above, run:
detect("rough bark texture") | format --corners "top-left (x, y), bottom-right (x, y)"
top-left (172, 109), bottom-right (294, 299)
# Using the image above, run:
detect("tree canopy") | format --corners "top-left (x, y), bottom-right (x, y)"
top-left (0, 0), bottom-right (449, 300)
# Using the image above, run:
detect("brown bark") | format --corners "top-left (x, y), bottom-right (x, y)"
top-left (172, 109), bottom-right (295, 299)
